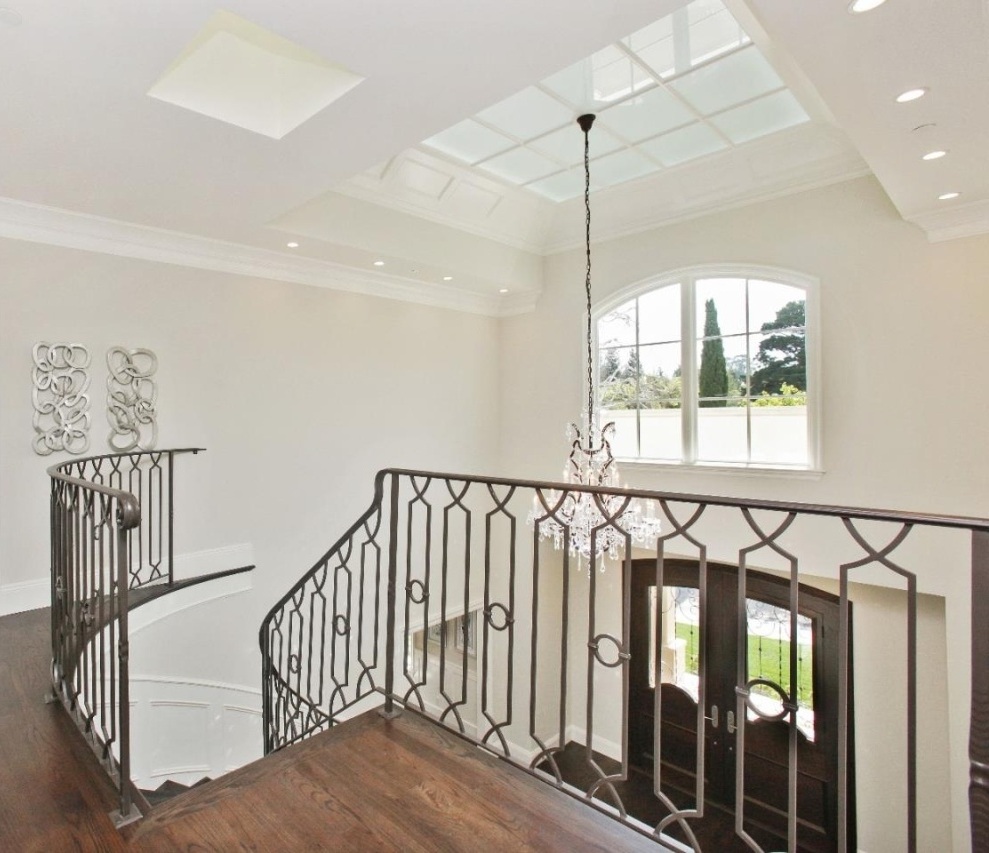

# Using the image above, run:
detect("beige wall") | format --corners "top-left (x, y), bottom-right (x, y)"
top-left (0, 238), bottom-right (501, 683)
top-left (499, 175), bottom-right (989, 851)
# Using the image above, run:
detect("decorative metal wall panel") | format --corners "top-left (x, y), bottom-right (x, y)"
top-left (106, 347), bottom-right (158, 451)
top-left (31, 342), bottom-right (91, 455)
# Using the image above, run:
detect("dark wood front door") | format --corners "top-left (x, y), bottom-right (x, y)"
top-left (628, 558), bottom-right (854, 852)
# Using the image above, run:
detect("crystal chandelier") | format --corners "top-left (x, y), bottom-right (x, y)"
top-left (528, 114), bottom-right (661, 565)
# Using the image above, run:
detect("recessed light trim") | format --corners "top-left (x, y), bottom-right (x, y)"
top-left (442, 276), bottom-right (453, 281)
top-left (938, 192), bottom-right (960, 201)
top-left (499, 288), bottom-right (509, 294)
top-left (922, 150), bottom-right (947, 161)
top-left (286, 241), bottom-right (299, 248)
top-left (896, 88), bottom-right (928, 104)
top-left (373, 260), bottom-right (385, 267)
top-left (848, 0), bottom-right (888, 12)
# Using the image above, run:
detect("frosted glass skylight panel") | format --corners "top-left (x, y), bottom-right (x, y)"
top-left (590, 149), bottom-right (658, 188)
top-left (542, 46), bottom-right (653, 109)
top-left (639, 123), bottom-right (727, 167)
top-left (529, 123), bottom-right (622, 166)
top-left (477, 147), bottom-right (561, 185)
top-left (709, 90), bottom-right (808, 144)
top-left (476, 87), bottom-right (572, 141)
top-left (622, 17), bottom-right (675, 79)
top-left (525, 168), bottom-right (590, 202)
top-left (422, 119), bottom-right (515, 164)
top-left (597, 87), bottom-right (694, 143)
top-left (688, 0), bottom-right (749, 66)
top-left (670, 47), bottom-right (783, 115)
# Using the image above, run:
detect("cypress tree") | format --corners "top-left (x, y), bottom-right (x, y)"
top-left (699, 298), bottom-right (728, 407)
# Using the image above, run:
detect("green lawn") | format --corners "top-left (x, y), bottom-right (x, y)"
top-left (675, 622), bottom-right (813, 705)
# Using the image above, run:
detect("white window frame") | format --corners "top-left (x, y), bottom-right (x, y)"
top-left (593, 264), bottom-right (822, 477)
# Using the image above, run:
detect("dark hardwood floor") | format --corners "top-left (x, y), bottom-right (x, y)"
top-left (1, 607), bottom-right (662, 852)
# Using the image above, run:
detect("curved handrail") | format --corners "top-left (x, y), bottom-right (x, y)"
top-left (47, 448), bottom-right (205, 531)
top-left (48, 447), bottom-right (205, 826)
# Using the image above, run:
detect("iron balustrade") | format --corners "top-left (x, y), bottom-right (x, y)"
top-left (48, 448), bottom-right (203, 826)
top-left (260, 469), bottom-right (989, 853)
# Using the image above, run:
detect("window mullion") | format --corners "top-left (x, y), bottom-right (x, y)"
top-left (681, 278), bottom-right (697, 464)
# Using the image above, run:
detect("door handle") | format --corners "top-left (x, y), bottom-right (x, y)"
top-left (705, 704), bottom-right (719, 729)
top-left (727, 710), bottom-right (736, 734)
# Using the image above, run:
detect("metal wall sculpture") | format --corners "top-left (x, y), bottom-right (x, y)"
top-left (106, 346), bottom-right (158, 451)
top-left (31, 342), bottom-right (91, 455)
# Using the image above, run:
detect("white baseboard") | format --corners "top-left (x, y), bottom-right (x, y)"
top-left (0, 578), bottom-right (49, 616)
top-left (172, 543), bottom-right (254, 581)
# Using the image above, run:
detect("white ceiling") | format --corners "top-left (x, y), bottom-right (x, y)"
top-left (0, 0), bottom-right (986, 313)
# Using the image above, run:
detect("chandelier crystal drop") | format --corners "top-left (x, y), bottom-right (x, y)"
top-left (527, 114), bottom-right (661, 566)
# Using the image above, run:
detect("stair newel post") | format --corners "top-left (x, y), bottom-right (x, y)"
top-left (381, 473), bottom-right (401, 719)
top-left (114, 501), bottom-right (135, 824)
top-left (971, 529), bottom-right (989, 851)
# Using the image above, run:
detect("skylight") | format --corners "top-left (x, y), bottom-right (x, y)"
top-left (420, 0), bottom-right (809, 202)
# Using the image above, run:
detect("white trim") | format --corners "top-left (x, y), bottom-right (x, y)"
top-left (129, 674), bottom-right (262, 698)
top-left (594, 264), bottom-right (821, 473)
top-left (0, 197), bottom-right (537, 318)
top-left (0, 578), bottom-right (49, 616)
top-left (906, 198), bottom-right (989, 243)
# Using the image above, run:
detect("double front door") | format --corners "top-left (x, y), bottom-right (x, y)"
top-left (627, 558), bottom-right (853, 852)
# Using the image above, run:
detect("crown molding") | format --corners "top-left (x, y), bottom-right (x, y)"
top-left (0, 197), bottom-right (537, 317)
top-left (905, 198), bottom-right (989, 243)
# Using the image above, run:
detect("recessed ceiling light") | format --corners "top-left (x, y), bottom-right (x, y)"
top-left (848, 0), bottom-right (887, 12)
top-left (922, 150), bottom-right (947, 161)
top-left (896, 88), bottom-right (927, 103)
top-left (0, 7), bottom-right (23, 26)
top-left (373, 260), bottom-right (385, 267)
top-left (938, 192), bottom-right (960, 201)
top-left (286, 241), bottom-right (299, 248)
top-left (499, 288), bottom-right (509, 294)
top-left (442, 276), bottom-right (453, 282)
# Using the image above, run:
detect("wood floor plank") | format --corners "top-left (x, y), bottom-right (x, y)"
top-left (3, 607), bottom-right (660, 852)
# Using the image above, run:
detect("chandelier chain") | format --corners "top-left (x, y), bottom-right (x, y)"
top-left (583, 120), bottom-right (593, 445)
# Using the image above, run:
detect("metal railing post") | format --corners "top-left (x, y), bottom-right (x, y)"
top-left (971, 530), bottom-right (989, 852)
top-left (112, 511), bottom-right (136, 825)
top-left (167, 450), bottom-right (175, 585)
top-left (380, 473), bottom-right (401, 719)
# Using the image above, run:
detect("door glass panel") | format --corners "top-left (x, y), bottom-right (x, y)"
top-left (649, 585), bottom-right (700, 702)
top-left (745, 598), bottom-right (815, 741)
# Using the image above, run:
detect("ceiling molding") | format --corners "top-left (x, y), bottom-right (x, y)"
top-left (0, 197), bottom-right (537, 317)
top-left (905, 199), bottom-right (989, 243)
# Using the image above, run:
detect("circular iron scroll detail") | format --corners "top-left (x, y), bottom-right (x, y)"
top-left (288, 654), bottom-right (301, 674)
top-left (407, 579), bottom-right (427, 605)
top-left (485, 602), bottom-right (512, 631)
top-left (589, 633), bottom-right (629, 668)
top-left (334, 615), bottom-right (349, 637)
top-left (743, 678), bottom-right (791, 722)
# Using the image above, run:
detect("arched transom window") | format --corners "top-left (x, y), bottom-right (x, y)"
top-left (596, 267), bottom-right (819, 470)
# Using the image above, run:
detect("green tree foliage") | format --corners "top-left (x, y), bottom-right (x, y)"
top-left (698, 298), bottom-right (728, 407)
top-left (751, 300), bottom-right (806, 395)
top-left (599, 348), bottom-right (681, 410)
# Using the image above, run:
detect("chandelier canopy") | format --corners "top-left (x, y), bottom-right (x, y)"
top-left (528, 114), bottom-right (660, 565)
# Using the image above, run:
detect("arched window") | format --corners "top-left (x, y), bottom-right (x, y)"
top-left (596, 266), bottom-right (820, 470)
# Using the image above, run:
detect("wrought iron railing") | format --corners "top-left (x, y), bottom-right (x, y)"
top-left (260, 469), bottom-right (989, 853)
top-left (48, 448), bottom-right (203, 826)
